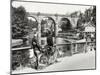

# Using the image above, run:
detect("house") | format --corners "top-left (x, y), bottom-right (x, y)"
top-left (84, 22), bottom-right (95, 33)
top-left (83, 22), bottom-right (96, 52)
top-left (83, 22), bottom-right (96, 42)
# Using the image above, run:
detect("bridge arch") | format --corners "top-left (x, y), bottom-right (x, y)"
top-left (27, 16), bottom-right (38, 29)
top-left (60, 17), bottom-right (72, 29)
top-left (27, 16), bottom-right (38, 21)
top-left (41, 17), bottom-right (56, 37)
top-left (56, 17), bottom-right (72, 33)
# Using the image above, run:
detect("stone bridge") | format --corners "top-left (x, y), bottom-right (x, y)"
top-left (26, 12), bottom-right (79, 44)
top-left (27, 12), bottom-right (79, 28)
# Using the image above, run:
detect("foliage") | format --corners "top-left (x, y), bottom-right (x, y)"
top-left (12, 50), bottom-right (30, 70)
top-left (77, 6), bottom-right (96, 31)
top-left (60, 18), bottom-right (72, 32)
top-left (84, 9), bottom-right (92, 22)
top-left (28, 19), bottom-right (38, 29)
top-left (77, 13), bottom-right (85, 31)
top-left (11, 6), bottom-right (36, 39)
top-left (11, 6), bottom-right (38, 70)
top-left (92, 6), bottom-right (96, 25)
top-left (41, 17), bottom-right (55, 37)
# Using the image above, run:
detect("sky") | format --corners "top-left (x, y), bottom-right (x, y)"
top-left (11, 0), bottom-right (92, 15)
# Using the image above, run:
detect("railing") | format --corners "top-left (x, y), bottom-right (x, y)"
top-left (12, 46), bottom-right (31, 51)
top-left (11, 41), bottom-right (95, 51)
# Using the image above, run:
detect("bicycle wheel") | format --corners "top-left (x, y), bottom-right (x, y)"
top-left (39, 54), bottom-right (48, 65)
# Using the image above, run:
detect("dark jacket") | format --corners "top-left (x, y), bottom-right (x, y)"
top-left (47, 35), bottom-right (53, 46)
top-left (31, 37), bottom-right (40, 49)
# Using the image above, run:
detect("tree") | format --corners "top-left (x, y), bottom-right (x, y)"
top-left (91, 6), bottom-right (96, 25)
top-left (76, 6), bottom-right (96, 31)
top-left (77, 13), bottom-right (85, 31)
top-left (11, 6), bottom-right (32, 70)
top-left (28, 19), bottom-right (38, 29)
top-left (84, 8), bottom-right (92, 23)
top-left (11, 6), bottom-right (31, 39)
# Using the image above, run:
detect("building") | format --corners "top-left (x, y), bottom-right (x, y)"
top-left (56, 30), bottom-right (87, 57)
top-left (83, 22), bottom-right (96, 51)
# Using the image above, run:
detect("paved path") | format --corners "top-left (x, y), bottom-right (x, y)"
top-left (12, 51), bottom-right (95, 74)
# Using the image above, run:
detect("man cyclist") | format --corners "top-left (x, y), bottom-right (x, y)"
top-left (31, 31), bottom-right (41, 69)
